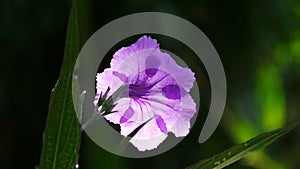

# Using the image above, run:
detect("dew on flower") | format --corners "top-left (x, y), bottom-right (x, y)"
top-left (94, 35), bottom-right (196, 151)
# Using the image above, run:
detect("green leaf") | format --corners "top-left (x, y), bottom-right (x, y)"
top-left (39, 0), bottom-right (81, 168)
top-left (187, 121), bottom-right (300, 169)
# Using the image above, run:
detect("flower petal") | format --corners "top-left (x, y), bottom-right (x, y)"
top-left (110, 36), bottom-right (159, 70)
top-left (146, 92), bottom-right (181, 131)
top-left (96, 36), bottom-right (197, 151)
top-left (112, 71), bottom-right (128, 83)
top-left (150, 51), bottom-right (195, 92)
top-left (170, 93), bottom-right (197, 137)
top-left (129, 118), bottom-right (168, 151)
top-left (119, 107), bottom-right (134, 123)
top-left (155, 114), bottom-right (168, 134)
top-left (162, 84), bottom-right (181, 100)
top-left (120, 120), bottom-right (143, 137)
top-left (104, 98), bottom-right (131, 124)
top-left (111, 49), bottom-right (195, 93)
top-left (94, 68), bottom-right (123, 105)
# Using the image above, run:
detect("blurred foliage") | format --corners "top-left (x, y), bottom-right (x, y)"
top-left (1, 0), bottom-right (300, 169)
top-left (189, 121), bottom-right (299, 169)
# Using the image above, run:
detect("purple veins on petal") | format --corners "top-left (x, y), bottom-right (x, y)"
top-left (129, 84), bottom-right (151, 98)
top-left (145, 68), bottom-right (158, 77)
top-left (155, 114), bottom-right (168, 134)
top-left (120, 107), bottom-right (134, 123)
top-left (94, 35), bottom-right (197, 151)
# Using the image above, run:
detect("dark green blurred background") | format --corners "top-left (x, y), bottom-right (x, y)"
top-left (1, 0), bottom-right (300, 168)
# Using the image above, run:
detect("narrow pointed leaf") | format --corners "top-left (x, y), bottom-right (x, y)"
top-left (39, 0), bottom-right (81, 168)
top-left (187, 121), bottom-right (300, 169)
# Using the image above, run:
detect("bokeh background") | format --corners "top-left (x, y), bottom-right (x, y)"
top-left (1, 0), bottom-right (300, 168)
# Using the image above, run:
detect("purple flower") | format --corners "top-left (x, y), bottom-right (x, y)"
top-left (95, 36), bottom-right (196, 151)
